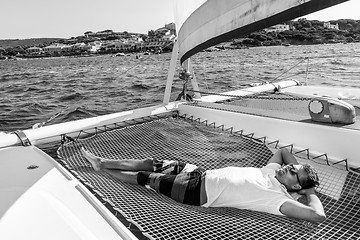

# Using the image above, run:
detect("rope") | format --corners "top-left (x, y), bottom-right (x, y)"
top-left (33, 110), bottom-right (67, 129)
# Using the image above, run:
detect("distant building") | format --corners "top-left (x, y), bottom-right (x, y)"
top-left (61, 45), bottom-right (74, 53)
top-left (96, 30), bottom-right (114, 37)
top-left (155, 28), bottom-right (171, 36)
top-left (146, 26), bottom-right (175, 52)
top-left (129, 41), bottom-right (144, 52)
top-left (264, 24), bottom-right (290, 33)
top-left (43, 45), bottom-right (63, 54)
top-left (100, 40), bottom-right (138, 53)
top-left (165, 23), bottom-right (176, 35)
top-left (73, 42), bottom-right (91, 52)
top-left (88, 41), bottom-right (103, 53)
top-left (324, 22), bottom-right (339, 30)
top-left (101, 41), bottom-right (124, 52)
top-left (26, 47), bottom-right (42, 54)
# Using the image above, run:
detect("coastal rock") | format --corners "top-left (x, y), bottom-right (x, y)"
top-left (229, 19), bottom-right (360, 48)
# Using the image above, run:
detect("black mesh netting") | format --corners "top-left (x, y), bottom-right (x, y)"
top-left (57, 117), bottom-right (360, 240)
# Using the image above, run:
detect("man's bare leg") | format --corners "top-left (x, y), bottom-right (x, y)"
top-left (104, 169), bottom-right (139, 185)
top-left (81, 147), bottom-right (154, 171)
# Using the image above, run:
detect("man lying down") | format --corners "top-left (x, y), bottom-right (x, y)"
top-left (82, 148), bottom-right (326, 223)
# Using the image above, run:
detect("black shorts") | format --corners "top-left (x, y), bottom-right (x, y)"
top-left (137, 161), bottom-right (205, 206)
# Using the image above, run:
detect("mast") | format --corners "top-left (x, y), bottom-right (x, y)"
top-left (163, 39), bottom-right (179, 104)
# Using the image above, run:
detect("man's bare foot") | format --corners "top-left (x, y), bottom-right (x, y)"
top-left (81, 147), bottom-right (102, 171)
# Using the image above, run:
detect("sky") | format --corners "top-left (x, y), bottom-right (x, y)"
top-left (0, 0), bottom-right (359, 40)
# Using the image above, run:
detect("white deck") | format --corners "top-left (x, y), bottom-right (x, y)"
top-left (0, 146), bottom-right (137, 240)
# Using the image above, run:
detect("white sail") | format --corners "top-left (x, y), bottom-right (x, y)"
top-left (176, 0), bottom-right (350, 64)
top-left (173, 0), bottom-right (207, 33)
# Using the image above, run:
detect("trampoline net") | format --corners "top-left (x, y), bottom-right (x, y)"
top-left (57, 116), bottom-right (360, 240)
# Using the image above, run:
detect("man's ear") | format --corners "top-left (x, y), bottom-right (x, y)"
top-left (291, 184), bottom-right (302, 191)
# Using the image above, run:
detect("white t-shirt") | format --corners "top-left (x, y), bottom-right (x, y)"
top-left (202, 163), bottom-right (296, 215)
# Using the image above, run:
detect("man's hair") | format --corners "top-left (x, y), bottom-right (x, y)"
top-left (302, 164), bottom-right (320, 189)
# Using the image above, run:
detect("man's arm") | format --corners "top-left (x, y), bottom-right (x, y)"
top-left (267, 149), bottom-right (299, 166)
top-left (279, 188), bottom-right (326, 223)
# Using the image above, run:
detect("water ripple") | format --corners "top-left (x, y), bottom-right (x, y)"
top-left (1, 42), bottom-right (360, 132)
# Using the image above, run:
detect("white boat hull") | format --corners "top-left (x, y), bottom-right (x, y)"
top-left (0, 146), bottom-right (137, 240)
top-left (1, 82), bottom-right (360, 240)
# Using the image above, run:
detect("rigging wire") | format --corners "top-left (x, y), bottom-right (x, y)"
top-left (187, 54), bottom-right (360, 101)
top-left (269, 57), bottom-right (309, 83)
top-left (305, 57), bottom-right (310, 85)
top-left (203, 54), bottom-right (210, 93)
top-left (195, 51), bottom-right (310, 97)
top-left (118, 41), bottom-right (175, 76)
top-left (187, 55), bottom-right (310, 98)
top-left (32, 96), bottom-right (86, 129)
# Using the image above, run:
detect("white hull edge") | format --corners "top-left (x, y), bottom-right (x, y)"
top-left (0, 146), bottom-right (138, 240)
top-left (0, 102), bottom-right (180, 149)
top-left (283, 85), bottom-right (360, 101)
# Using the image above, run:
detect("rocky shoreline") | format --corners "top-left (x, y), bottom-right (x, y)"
top-left (1, 19), bottom-right (359, 59)
top-left (216, 19), bottom-right (360, 49)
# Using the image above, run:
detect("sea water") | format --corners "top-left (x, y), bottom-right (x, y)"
top-left (1, 42), bottom-right (360, 132)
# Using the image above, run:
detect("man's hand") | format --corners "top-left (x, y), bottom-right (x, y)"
top-left (267, 149), bottom-right (299, 166)
top-left (297, 188), bottom-right (316, 205)
top-left (298, 187), bottom-right (316, 196)
top-left (281, 187), bottom-right (326, 223)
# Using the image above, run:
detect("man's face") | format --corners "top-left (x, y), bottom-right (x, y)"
top-left (275, 164), bottom-right (308, 191)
